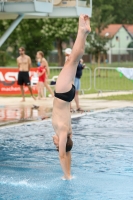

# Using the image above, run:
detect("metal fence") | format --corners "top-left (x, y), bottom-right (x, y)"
top-left (108, 48), bottom-right (133, 67)
top-left (1, 65), bottom-right (133, 95)
top-left (49, 66), bottom-right (92, 94)
top-left (49, 66), bottom-right (133, 94)
top-left (94, 67), bottom-right (133, 92)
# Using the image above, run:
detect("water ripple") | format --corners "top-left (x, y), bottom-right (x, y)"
top-left (0, 107), bottom-right (133, 200)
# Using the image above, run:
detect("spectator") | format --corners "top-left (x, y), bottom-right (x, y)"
top-left (64, 49), bottom-right (85, 112)
top-left (17, 47), bottom-right (36, 102)
top-left (36, 51), bottom-right (54, 97)
top-left (36, 56), bottom-right (46, 99)
top-left (73, 58), bottom-right (86, 111)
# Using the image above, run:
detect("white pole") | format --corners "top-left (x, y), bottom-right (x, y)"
top-left (109, 48), bottom-right (112, 64)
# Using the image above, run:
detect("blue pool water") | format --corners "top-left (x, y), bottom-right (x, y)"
top-left (0, 107), bottom-right (133, 200)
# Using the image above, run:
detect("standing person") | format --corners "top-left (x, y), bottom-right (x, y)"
top-left (36, 51), bottom-right (54, 97)
top-left (74, 58), bottom-right (86, 111)
top-left (17, 47), bottom-right (36, 102)
top-left (52, 14), bottom-right (91, 180)
top-left (37, 62), bottom-right (46, 99)
top-left (65, 48), bottom-right (72, 62)
top-left (65, 49), bottom-right (85, 112)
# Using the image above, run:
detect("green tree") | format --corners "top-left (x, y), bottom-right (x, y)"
top-left (92, 6), bottom-right (115, 34)
top-left (0, 19), bottom-right (54, 65)
top-left (9, 19), bottom-right (54, 64)
top-left (86, 33), bottom-right (109, 76)
top-left (0, 18), bottom-right (78, 66)
top-left (111, 0), bottom-right (133, 23)
top-left (0, 20), bottom-right (13, 66)
top-left (93, 0), bottom-right (133, 24)
top-left (0, 20), bottom-right (11, 51)
top-left (41, 18), bottom-right (78, 66)
top-left (86, 6), bottom-right (115, 76)
top-left (0, 51), bottom-right (9, 66)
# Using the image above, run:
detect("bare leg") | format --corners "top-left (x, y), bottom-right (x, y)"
top-left (36, 82), bottom-right (39, 98)
top-left (74, 91), bottom-right (80, 109)
top-left (20, 85), bottom-right (25, 102)
top-left (55, 15), bottom-right (91, 93)
top-left (44, 81), bottom-right (54, 97)
top-left (66, 151), bottom-right (71, 176)
top-left (40, 82), bottom-right (44, 98)
top-left (62, 152), bottom-right (72, 179)
top-left (37, 82), bottom-right (41, 99)
top-left (27, 86), bottom-right (36, 100)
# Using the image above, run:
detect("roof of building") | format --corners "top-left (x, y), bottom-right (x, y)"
top-left (124, 25), bottom-right (133, 37)
top-left (100, 24), bottom-right (122, 38)
top-left (100, 24), bottom-right (133, 39)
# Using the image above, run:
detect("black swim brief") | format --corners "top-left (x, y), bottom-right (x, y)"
top-left (18, 71), bottom-right (30, 86)
top-left (54, 84), bottom-right (75, 102)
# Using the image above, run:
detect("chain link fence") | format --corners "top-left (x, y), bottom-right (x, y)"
top-left (48, 66), bottom-right (92, 94)
top-left (94, 67), bottom-right (133, 92)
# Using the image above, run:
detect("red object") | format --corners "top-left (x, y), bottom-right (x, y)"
top-left (38, 66), bottom-right (46, 82)
top-left (0, 68), bottom-right (38, 95)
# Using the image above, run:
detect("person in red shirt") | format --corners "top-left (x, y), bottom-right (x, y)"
top-left (36, 51), bottom-right (54, 98)
top-left (37, 64), bottom-right (46, 99)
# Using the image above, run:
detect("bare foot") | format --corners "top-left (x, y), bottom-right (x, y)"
top-left (61, 175), bottom-right (72, 180)
top-left (20, 99), bottom-right (25, 102)
top-left (32, 96), bottom-right (36, 100)
top-left (41, 97), bottom-right (47, 100)
top-left (79, 14), bottom-right (91, 34)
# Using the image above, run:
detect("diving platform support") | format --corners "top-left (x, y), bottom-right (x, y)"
top-left (0, 14), bottom-right (24, 47)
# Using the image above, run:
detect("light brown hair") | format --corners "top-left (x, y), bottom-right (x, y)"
top-left (19, 47), bottom-right (25, 51)
top-left (37, 51), bottom-right (44, 57)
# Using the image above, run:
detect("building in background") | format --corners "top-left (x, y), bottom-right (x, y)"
top-left (100, 24), bottom-right (133, 54)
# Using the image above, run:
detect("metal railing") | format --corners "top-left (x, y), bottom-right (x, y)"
top-left (108, 48), bottom-right (133, 66)
top-left (79, 66), bottom-right (92, 94)
top-left (48, 66), bottom-right (92, 94)
top-left (1, 66), bottom-right (133, 95)
top-left (94, 67), bottom-right (133, 92)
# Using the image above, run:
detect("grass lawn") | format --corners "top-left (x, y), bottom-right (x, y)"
top-left (95, 94), bottom-right (133, 101)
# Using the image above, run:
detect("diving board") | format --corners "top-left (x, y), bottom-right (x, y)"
top-left (0, 0), bottom-right (53, 13)
top-left (0, 0), bottom-right (92, 18)
top-left (0, 0), bottom-right (92, 46)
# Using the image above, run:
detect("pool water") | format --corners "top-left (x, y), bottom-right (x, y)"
top-left (0, 107), bottom-right (133, 200)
